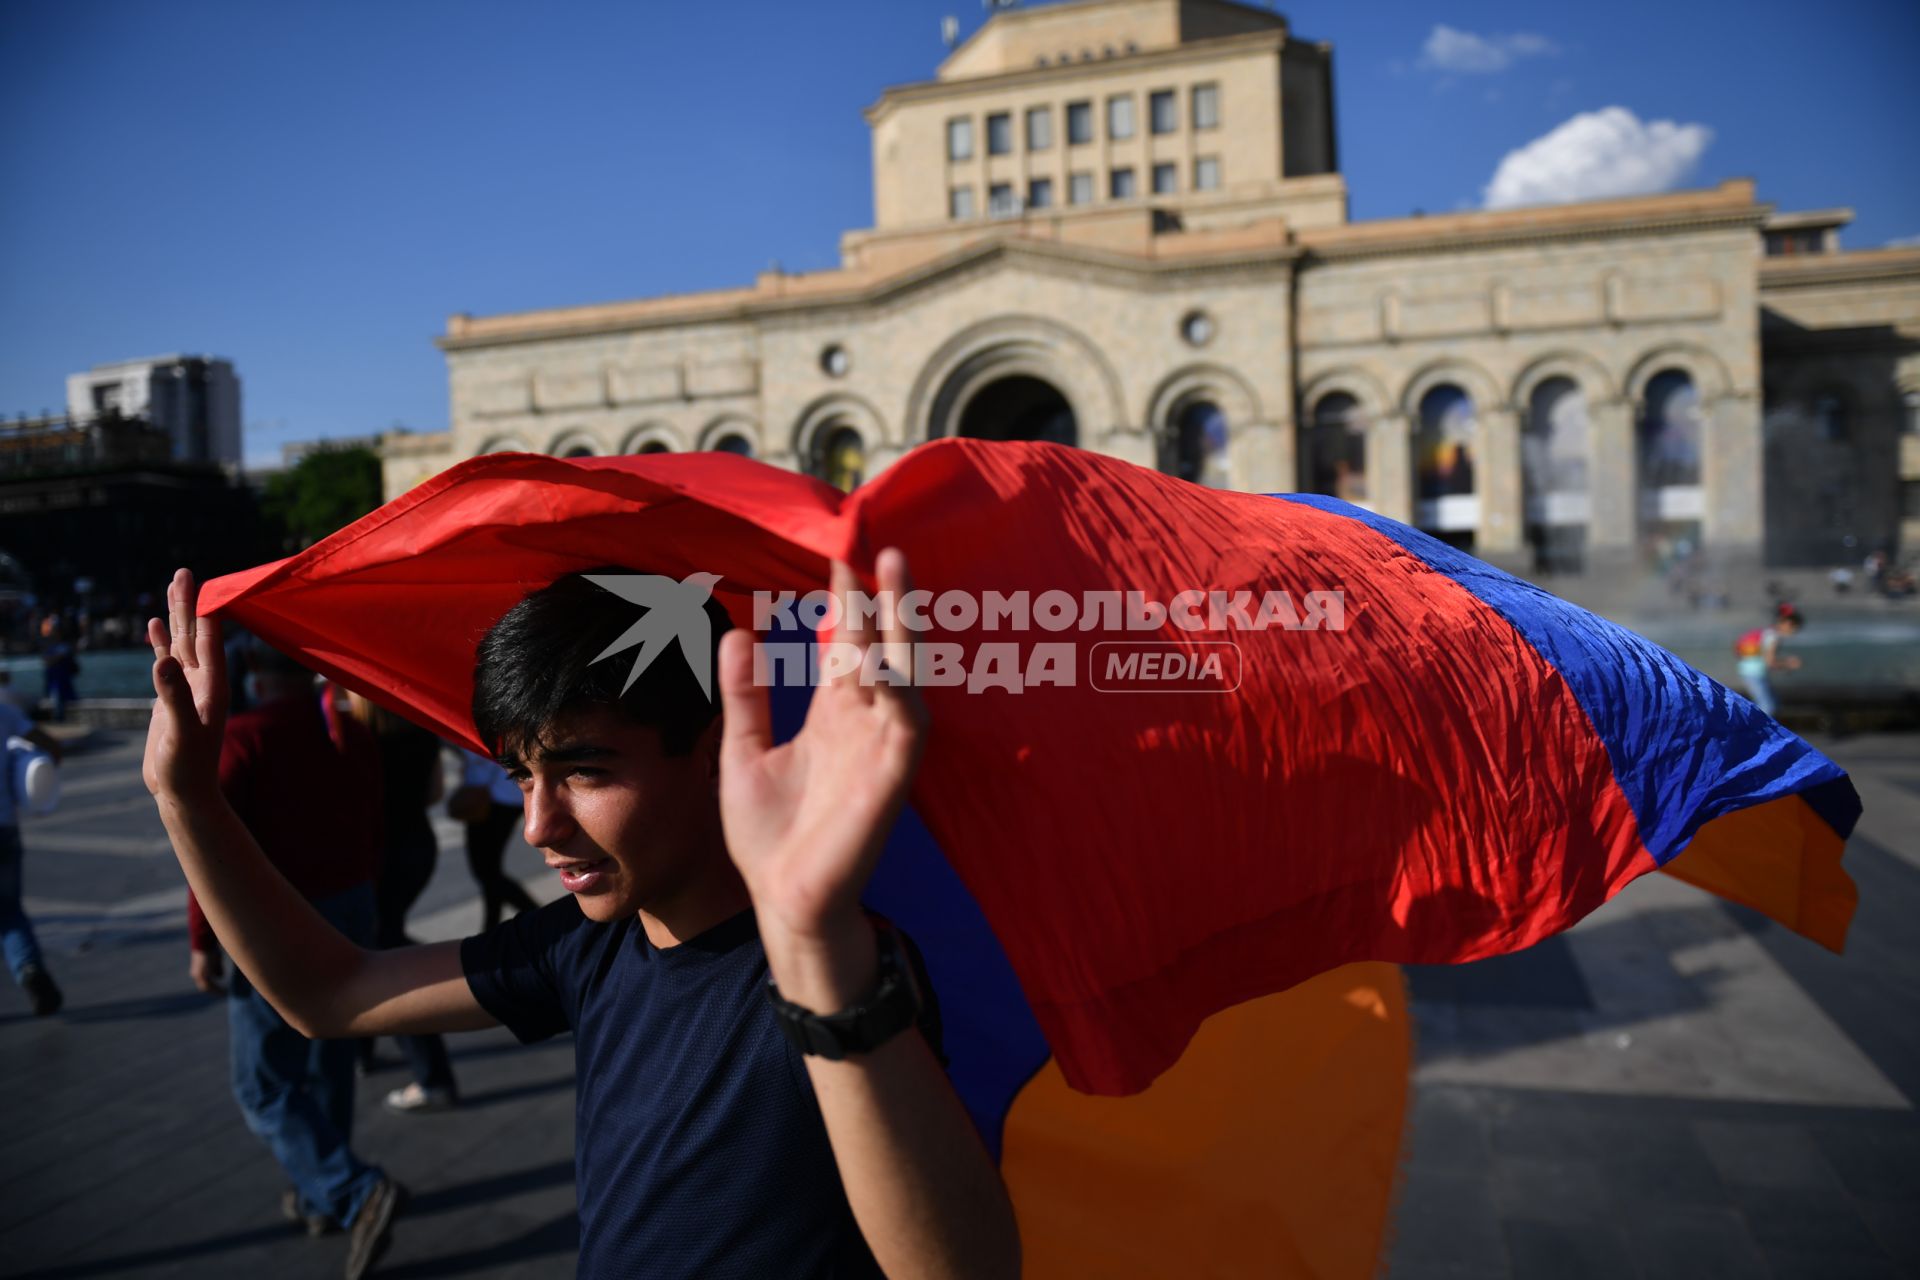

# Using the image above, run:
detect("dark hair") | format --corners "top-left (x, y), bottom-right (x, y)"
top-left (1775, 602), bottom-right (1806, 627)
top-left (472, 568), bottom-right (732, 761)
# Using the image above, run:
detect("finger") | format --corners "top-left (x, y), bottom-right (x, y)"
top-left (716, 628), bottom-right (773, 761)
top-left (874, 547), bottom-right (915, 689)
top-left (151, 644), bottom-right (198, 724)
top-left (825, 559), bottom-right (869, 695)
top-left (168, 569), bottom-right (199, 671)
top-left (197, 613), bottom-right (228, 710)
top-left (148, 616), bottom-right (170, 663)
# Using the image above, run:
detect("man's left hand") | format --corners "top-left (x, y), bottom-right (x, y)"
top-left (715, 548), bottom-right (926, 1011)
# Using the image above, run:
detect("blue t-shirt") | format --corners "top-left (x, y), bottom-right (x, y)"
top-left (460, 899), bottom-right (888, 1279)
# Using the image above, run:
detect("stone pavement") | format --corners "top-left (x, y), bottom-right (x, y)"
top-left (1389, 732), bottom-right (1920, 1279)
top-left (1, 727), bottom-right (1916, 1277)
top-left (1, 729), bottom-right (580, 1279)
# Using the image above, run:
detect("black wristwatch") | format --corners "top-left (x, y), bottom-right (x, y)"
top-left (766, 924), bottom-right (924, 1060)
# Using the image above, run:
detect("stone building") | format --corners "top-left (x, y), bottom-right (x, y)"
top-left (387, 0), bottom-right (1920, 580)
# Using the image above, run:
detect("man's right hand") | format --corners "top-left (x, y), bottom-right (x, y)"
top-left (190, 948), bottom-right (226, 995)
top-left (143, 568), bottom-right (228, 803)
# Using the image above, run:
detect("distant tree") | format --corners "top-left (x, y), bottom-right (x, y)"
top-left (262, 444), bottom-right (383, 550)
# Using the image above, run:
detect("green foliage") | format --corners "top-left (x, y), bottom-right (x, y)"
top-left (262, 445), bottom-right (383, 549)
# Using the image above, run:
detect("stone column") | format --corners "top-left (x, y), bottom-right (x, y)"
top-left (1371, 412), bottom-right (1412, 524)
top-left (1477, 404), bottom-right (1524, 562)
top-left (1093, 426), bottom-right (1157, 470)
top-left (1705, 392), bottom-right (1765, 577)
top-left (1235, 420), bottom-right (1286, 494)
top-left (1584, 396), bottom-right (1639, 582)
top-left (865, 443), bottom-right (906, 480)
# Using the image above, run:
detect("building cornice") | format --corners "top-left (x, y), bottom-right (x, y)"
top-left (1758, 247), bottom-right (1920, 292)
top-left (865, 29), bottom-right (1286, 123)
top-left (439, 233), bottom-right (1297, 352)
top-left (1297, 190), bottom-right (1767, 265)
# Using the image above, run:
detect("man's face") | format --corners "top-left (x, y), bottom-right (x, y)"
top-left (506, 705), bottom-right (725, 923)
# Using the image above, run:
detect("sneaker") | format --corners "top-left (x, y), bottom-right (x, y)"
top-left (20, 965), bottom-right (61, 1017)
top-left (383, 1082), bottom-right (457, 1115)
top-left (280, 1188), bottom-right (340, 1238)
top-left (345, 1177), bottom-right (405, 1280)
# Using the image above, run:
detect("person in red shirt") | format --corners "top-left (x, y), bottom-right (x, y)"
top-left (186, 639), bottom-right (402, 1278)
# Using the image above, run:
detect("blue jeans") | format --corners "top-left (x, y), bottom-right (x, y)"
top-left (228, 883), bottom-right (383, 1225)
top-left (0, 825), bottom-right (46, 981)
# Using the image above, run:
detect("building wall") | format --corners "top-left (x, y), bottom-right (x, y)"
top-left (1294, 223), bottom-right (1764, 568)
top-left (1758, 252), bottom-right (1920, 563)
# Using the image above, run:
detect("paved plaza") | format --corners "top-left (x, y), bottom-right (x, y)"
top-left (1, 724), bottom-right (1916, 1277)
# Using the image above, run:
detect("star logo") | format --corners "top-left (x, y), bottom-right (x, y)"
top-left (583, 571), bottom-right (724, 700)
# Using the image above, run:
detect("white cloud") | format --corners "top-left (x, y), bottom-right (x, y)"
top-left (1420, 25), bottom-right (1558, 74)
top-left (1885, 233), bottom-right (1920, 249)
top-left (1483, 107), bottom-right (1712, 209)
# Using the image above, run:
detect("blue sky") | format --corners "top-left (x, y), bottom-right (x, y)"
top-left (3, 0), bottom-right (1915, 466)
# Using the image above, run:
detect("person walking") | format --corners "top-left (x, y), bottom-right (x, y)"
top-left (1, 698), bottom-right (63, 1015)
top-left (336, 689), bottom-right (460, 1113)
top-left (1734, 603), bottom-right (1804, 718)
top-left (182, 640), bottom-right (403, 1277)
top-left (452, 749), bottom-right (536, 930)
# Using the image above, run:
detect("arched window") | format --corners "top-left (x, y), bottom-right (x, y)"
top-left (1302, 392), bottom-right (1368, 502)
top-left (711, 434), bottom-right (754, 457)
top-left (635, 440), bottom-right (671, 455)
top-left (1638, 370), bottom-right (1703, 490)
top-left (812, 425), bottom-right (867, 494)
top-left (561, 445), bottom-right (595, 459)
top-left (1168, 399), bottom-right (1230, 487)
top-left (1523, 377), bottom-right (1590, 574)
top-left (1413, 383), bottom-right (1478, 545)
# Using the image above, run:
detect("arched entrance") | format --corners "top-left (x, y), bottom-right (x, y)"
top-left (1636, 368), bottom-right (1705, 562)
top-left (1522, 376), bottom-right (1590, 574)
top-left (1164, 398), bottom-right (1230, 487)
top-left (1413, 383), bottom-right (1479, 550)
top-left (956, 375), bottom-right (1077, 445)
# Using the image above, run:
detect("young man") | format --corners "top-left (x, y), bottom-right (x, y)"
top-left (142, 551), bottom-right (1019, 1279)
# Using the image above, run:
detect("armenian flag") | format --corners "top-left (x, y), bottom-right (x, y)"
top-left (201, 438), bottom-right (1859, 1276)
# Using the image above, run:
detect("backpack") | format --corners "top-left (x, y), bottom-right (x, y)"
top-left (1734, 627), bottom-right (1766, 659)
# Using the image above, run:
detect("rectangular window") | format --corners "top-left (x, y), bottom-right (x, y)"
top-left (1194, 156), bottom-right (1221, 191)
top-left (1066, 100), bottom-right (1093, 145)
top-left (1192, 83), bottom-right (1220, 130)
top-left (1026, 106), bottom-right (1052, 151)
top-left (1027, 177), bottom-right (1054, 210)
top-left (947, 117), bottom-right (974, 161)
top-left (988, 182), bottom-right (1017, 218)
top-left (1110, 167), bottom-right (1136, 199)
top-left (1149, 89), bottom-right (1177, 134)
top-left (1152, 162), bottom-right (1177, 194)
top-left (1107, 94), bottom-right (1135, 140)
top-left (986, 112), bottom-right (1012, 156)
top-left (949, 186), bottom-right (975, 219)
top-left (1068, 171), bottom-right (1094, 205)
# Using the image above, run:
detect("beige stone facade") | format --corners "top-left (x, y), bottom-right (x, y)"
top-left (399, 0), bottom-right (1920, 579)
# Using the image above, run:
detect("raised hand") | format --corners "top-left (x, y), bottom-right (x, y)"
top-left (716, 548), bottom-right (927, 1009)
top-left (143, 568), bottom-right (230, 803)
